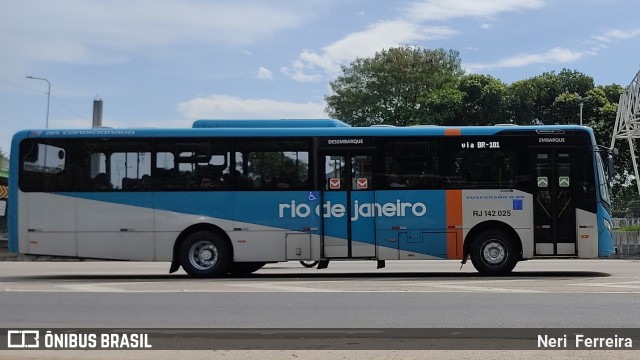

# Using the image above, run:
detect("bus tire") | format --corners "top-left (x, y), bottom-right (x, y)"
top-left (179, 231), bottom-right (230, 278)
top-left (469, 230), bottom-right (518, 276)
top-left (299, 260), bottom-right (319, 268)
top-left (227, 262), bottom-right (266, 275)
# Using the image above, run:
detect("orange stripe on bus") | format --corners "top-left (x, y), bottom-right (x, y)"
top-left (445, 128), bottom-right (461, 136)
top-left (446, 190), bottom-right (463, 259)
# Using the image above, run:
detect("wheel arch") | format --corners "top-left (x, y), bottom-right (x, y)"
top-left (169, 223), bottom-right (233, 273)
top-left (463, 220), bottom-right (523, 262)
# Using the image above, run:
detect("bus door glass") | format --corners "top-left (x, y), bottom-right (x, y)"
top-left (319, 150), bottom-right (376, 258)
top-left (532, 150), bottom-right (576, 255)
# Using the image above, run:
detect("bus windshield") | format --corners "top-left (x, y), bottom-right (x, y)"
top-left (596, 152), bottom-right (611, 206)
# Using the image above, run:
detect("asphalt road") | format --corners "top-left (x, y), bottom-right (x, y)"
top-left (1, 259), bottom-right (638, 359)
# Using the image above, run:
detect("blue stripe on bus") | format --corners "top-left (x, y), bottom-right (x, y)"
top-left (59, 190), bottom-right (449, 258)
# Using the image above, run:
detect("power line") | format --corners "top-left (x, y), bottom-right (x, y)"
top-left (1, 76), bottom-right (90, 121)
top-left (0, 77), bottom-right (42, 94)
top-left (51, 96), bottom-right (90, 121)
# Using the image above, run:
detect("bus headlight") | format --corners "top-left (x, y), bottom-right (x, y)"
top-left (603, 218), bottom-right (612, 233)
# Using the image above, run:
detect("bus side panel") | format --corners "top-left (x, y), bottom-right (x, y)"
top-left (76, 194), bottom-right (155, 261)
top-left (153, 206), bottom-right (235, 262)
top-left (22, 192), bottom-right (77, 257)
top-left (461, 190), bottom-right (534, 259)
top-left (232, 191), bottom-right (321, 261)
top-left (153, 191), bottom-right (320, 262)
top-left (374, 190), bottom-right (447, 259)
top-left (576, 208), bottom-right (598, 258)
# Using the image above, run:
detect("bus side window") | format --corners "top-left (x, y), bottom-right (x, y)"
top-left (20, 141), bottom-right (68, 192)
top-left (381, 139), bottom-right (440, 190)
top-left (444, 140), bottom-right (518, 189)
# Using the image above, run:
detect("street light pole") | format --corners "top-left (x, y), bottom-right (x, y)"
top-left (26, 76), bottom-right (51, 129)
top-left (575, 94), bottom-right (585, 125)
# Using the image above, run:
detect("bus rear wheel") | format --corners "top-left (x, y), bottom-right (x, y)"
top-left (469, 230), bottom-right (518, 276)
top-left (179, 231), bottom-right (230, 278)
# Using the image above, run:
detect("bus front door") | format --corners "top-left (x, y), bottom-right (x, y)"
top-left (319, 151), bottom-right (376, 258)
top-left (532, 150), bottom-right (577, 255)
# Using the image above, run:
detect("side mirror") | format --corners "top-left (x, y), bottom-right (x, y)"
top-left (606, 155), bottom-right (615, 179)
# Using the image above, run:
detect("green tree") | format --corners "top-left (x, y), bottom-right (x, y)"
top-left (557, 68), bottom-right (594, 96)
top-left (422, 87), bottom-right (465, 125)
top-left (505, 79), bottom-right (537, 124)
top-left (551, 92), bottom-right (580, 124)
top-left (0, 147), bottom-right (8, 172)
top-left (506, 69), bottom-right (595, 124)
top-left (325, 46), bottom-right (464, 126)
top-left (457, 74), bottom-right (508, 125)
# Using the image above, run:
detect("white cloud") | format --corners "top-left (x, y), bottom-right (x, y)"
top-left (278, 0), bottom-right (547, 83)
top-left (284, 20), bottom-right (457, 81)
top-left (406, 0), bottom-right (545, 21)
top-left (280, 60), bottom-right (324, 83)
top-left (592, 28), bottom-right (640, 43)
top-left (465, 47), bottom-right (584, 71)
top-left (0, 0), bottom-right (302, 65)
top-left (178, 94), bottom-right (326, 119)
top-left (257, 67), bottom-right (274, 80)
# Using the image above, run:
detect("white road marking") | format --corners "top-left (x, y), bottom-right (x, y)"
top-left (404, 284), bottom-right (544, 293)
top-left (1, 278), bottom-right (639, 294)
top-left (59, 284), bottom-right (124, 292)
top-left (570, 280), bottom-right (640, 289)
top-left (229, 282), bottom-right (342, 292)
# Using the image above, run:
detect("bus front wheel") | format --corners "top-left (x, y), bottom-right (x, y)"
top-left (179, 231), bottom-right (230, 278)
top-left (469, 230), bottom-right (518, 276)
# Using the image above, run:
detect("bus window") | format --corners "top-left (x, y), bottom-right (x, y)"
top-left (352, 155), bottom-right (372, 190)
top-left (381, 139), bottom-right (441, 189)
top-left (110, 152), bottom-right (151, 190)
top-left (236, 140), bottom-right (310, 190)
top-left (19, 140), bottom-right (69, 192)
top-left (444, 142), bottom-right (517, 188)
top-left (22, 143), bottom-right (66, 175)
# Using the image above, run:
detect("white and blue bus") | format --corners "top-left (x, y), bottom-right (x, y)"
top-left (8, 120), bottom-right (614, 277)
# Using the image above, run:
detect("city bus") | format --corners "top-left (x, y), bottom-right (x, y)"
top-left (8, 120), bottom-right (615, 277)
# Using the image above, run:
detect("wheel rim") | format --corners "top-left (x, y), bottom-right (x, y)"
top-left (188, 240), bottom-right (219, 271)
top-left (481, 239), bottom-right (507, 267)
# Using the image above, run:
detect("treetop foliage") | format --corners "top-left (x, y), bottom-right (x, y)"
top-left (325, 46), bottom-right (463, 127)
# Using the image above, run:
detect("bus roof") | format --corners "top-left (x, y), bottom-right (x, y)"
top-left (11, 124), bottom-right (595, 142)
top-left (192, 119), bottom-right (351, 128)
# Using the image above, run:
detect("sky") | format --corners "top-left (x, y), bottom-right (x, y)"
top-left (1, 0), bottom-right (640, 156)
